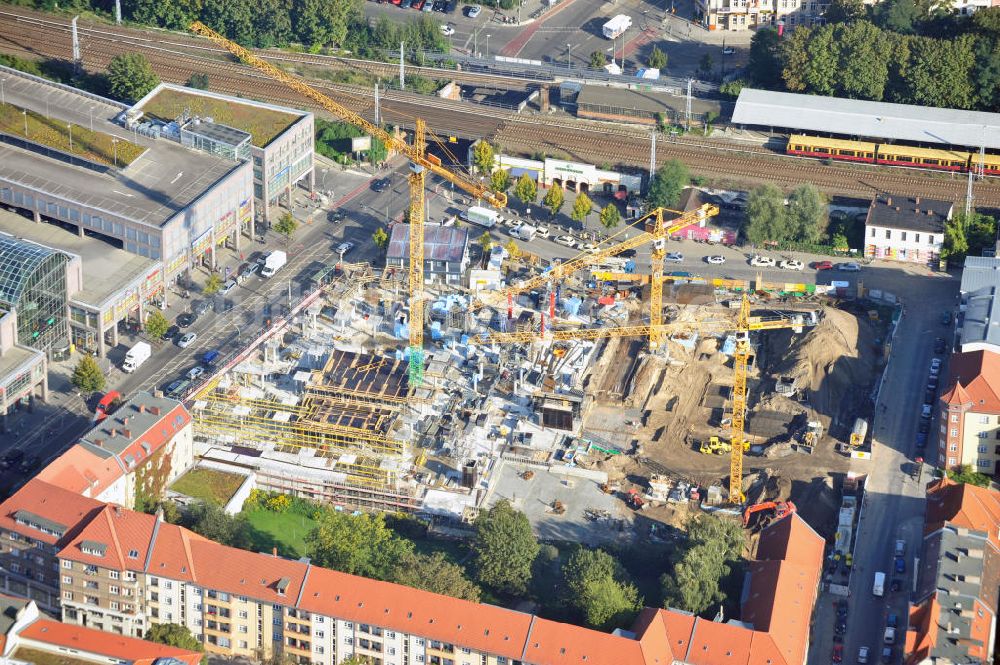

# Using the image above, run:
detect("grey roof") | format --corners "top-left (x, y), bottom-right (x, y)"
top-left (182, 119), bottom-right (251, 147)
top-left (732, 88), bottom-right (1000, 150)
top-left (865, 193), bottom-right (951, 233)
top-left (80, 539), bottom-right (107, 555)
top-left (79, 391), bottom-right (186, 459)
top-left (387, 224), bottom-right (469, 263)
top-left (961, 256), bottom-right (1000, 295)
top-left (0, 236), bottom-right (63, 308)
top-left (13, 509), bottom-right (67, 537)
top-left (0, 595), bottom-right (28, 636)
top-left (959, 287), bottom-right (1000, 351)
top-left (576, 85), bottom-right (676, 116)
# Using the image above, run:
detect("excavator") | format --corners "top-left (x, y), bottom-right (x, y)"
top-left (742, 500), bottom-right (797, 528)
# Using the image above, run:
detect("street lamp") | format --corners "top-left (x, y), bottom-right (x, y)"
top-left (566, 43), bottom-right (574, 69)
top-left (67, 124), bottom-right (73, 152)
top-left (1, 78), bottom-right (6, 107)
top-left (486, 33), bottom-right (491, 57)
top-left (89, 106), bottom-right (95, 132)
top-left (21, 109), bottom-right (27, 137)
top-left (111, 137), bottom-right (119, 168)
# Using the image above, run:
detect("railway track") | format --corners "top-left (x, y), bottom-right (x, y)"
top-left (1, 7), bottom-right (999, 205)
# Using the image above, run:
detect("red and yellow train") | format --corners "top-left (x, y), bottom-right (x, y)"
top-left (786, 134), bottom-right (1000, 175)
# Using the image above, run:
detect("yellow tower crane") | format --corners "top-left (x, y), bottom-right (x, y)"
top-left (476, 293), bottom-right (815, 503)
top-left (190, 22), bottom-right (507, 386)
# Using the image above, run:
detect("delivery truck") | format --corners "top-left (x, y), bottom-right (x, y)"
top-left (122, 341), bottom-right (151, 373)
top-left (603, 14), bottom-right (632, 39)
top-left (460, 206), bottom-right (500, 229)
top-left (261, 250), bottom-right (287, 278)
top-left (872, 571), bottom-right (886, 597)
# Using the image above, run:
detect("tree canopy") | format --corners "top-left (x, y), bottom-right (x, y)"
top-left (562, 548), bottom-right (642, 630)
top-left (144, 623), bottom-right (204, 652)
top-left (491, 169), bottom-right (511, 193)
top-left (306, 511), bottom-right (414, 581)
top-left (473, 500), bottom-right (539, 595)
top-left (274, 212), bottom-right (299, 242)
top-left (571, 192), bottom-right (593, 222)
top-left (71, 355), bottom-right (105, 393)
top-left (514, 173), bottom-right (538, 204)
top-left (647, 160), bottom-right (690, 210)
top-left (106, 53), bottom-right (159, 103)
top-left (661, 515), bottom-right (745, 615)
top-left (392, 552), bottom-right (482, 601)
top-left (599, 203), bottom-right (621, 230)
top-left (473, 141), bottom-right (495, 174)
top-left (372, 227), bottom-right (389, 251)
top-left (144, 310), bottom-right (170, 341)
top-left (543, 183), bottom-right (565, 216)
top-left (648, 46), bottom-right (668, 70)
top-left (744, 184), bottom-right (828, 245)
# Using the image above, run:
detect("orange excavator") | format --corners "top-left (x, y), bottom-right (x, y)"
top-left (742, 500), bottom-right (797, 528)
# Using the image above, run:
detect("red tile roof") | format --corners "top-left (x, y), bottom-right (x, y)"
top-left (925, 477), bottom-right (1000, 549)
top-left (904, 597), bottom-right (939, 664)
top-left (0, 479), bottom-right (102, 546)
top-left (58, 504), bottom-right (157, 571)
top-left (522, 617), bottom-right (647, 665)
top-left (18, 618), bottom-right (202, 664)
top-left (943, 349), bottom-right (1000, 413)
top-left (35, 445), bottom-right (123, 499)
top-left (188, 539), bottom-right (307, 606)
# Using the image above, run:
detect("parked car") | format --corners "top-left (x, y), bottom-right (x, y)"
top-left (812, 260), bottom-right (834, 270)
top-left (165, 379), bottom-right (191, 398)
top-left (668, 271), bottom-right (693, 278)
top-left (832, 644), bottom-right (843, 663)
top-left (187, 366), bottom-right (205, 380)
top-left (750, 254), bottom-right (775, 267)
top-left (837, 262), bottom-right (862, 272)
top-left (177, 313), bottom-right (197, 328)
top-left (918, 420), bottom-right (930, 434)
top-left (881, 646), bottom-right (893, 664)
top-left (722, 45), bottom-right (736, 55)
top-left (220, 279), bottom-right (237, 296)
top-left (921, 404), bottom-right (933, 418)
top-left (934, 337), bottom-right (947, 354)
top-left (192, 299), bottom-right (212, 317)
top-left (916, 432), bottom-right (927, 447)
top-left (336, 242), bottom-right (355, 255)
top-left (535, 225), bottom-right (550, 239)
top-left (440, 23), bottom-right (455, 35)
top-left (554, 235), bottom-right (576, 248)
top-left (779, 259), bottom-right (804, 270)
top-left (371, 178), bottom-right (391, 192)
top-left (706, 255), bottom-right (726, 265)
top-left (894, 557), bottom-right (906, 574)
top-left (618, 248), bottom-right (637, 258)
top-left (858, 646), bottom-right (870, 664)
top-left (886, 614), bottom-right (898, 628)
top-left (177, 332), bottom-right (197, 348)
top-left (464, 4), bottom-right (481, 16)
top-left (328, 210), bottom-right (345, 223)
top-left (580, 243), bottom-right (599, 253)
top-left (665, 252), bottom-right (684, 263)
top-left (18, 455), bottom-right (40, 474)
top-left (164, 325), bottom-right (180, 341)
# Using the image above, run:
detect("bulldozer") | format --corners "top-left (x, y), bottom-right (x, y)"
top-left (699, 436), bottom-right (749, 455)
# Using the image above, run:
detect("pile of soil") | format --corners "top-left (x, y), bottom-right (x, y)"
top-left (766, 307), bottom-right (878, 423)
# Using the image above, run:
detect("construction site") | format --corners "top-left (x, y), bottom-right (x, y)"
top-left (182, 24), bottom-right (892, 548)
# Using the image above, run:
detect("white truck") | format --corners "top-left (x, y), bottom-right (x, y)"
top-left (122, 341), bottom-right (151, 373)
top-left (872, 571), bottom-right (886, 597)
top-left (513, 224), bottom-right (537, 241)
top-left (603, 14), bottom-right (632, 39)
top-left (261, 250), bottom-right (287, 278)
top-left (461, 206), bottom-right (500, 229)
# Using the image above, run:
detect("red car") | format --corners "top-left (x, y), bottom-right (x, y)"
top-left (832, 644), bottom-right (843, 663)
top-left (813, 260), bottom-right (834, 270)
top-left (412, 0), bottom-right (425, 8)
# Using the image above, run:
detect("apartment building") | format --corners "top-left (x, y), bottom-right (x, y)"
top-left (0, 477), bottom-right (823, 664)
top-left (37, 391), bottom-right (193, 510)
top-left (696, 0), bottom-right (829, 31)
top-left (938, 349), bottom-right (1000, 473)
top-left (864, 193), bottom-right (951, 264)
top-left (906, 478), bottom-right (1000, 664)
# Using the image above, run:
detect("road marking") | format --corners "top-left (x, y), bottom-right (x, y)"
top-left (170, 172), bottom-right (184, 184)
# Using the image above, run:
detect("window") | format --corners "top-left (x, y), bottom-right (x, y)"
top-left (885, 229), bottom-right (891, 240)
top-left (915, 233), bottom-right (921, 243)
top-left (109, 585), bottom-right (119, 595)
top-left (981, 415), bottom-right (991, 424)
top-left (125, 572), bottom-right (136, 581)
top-left (316, 646), bottom-right (325, 654)
top-left (950, 444), bottom-right (958, 451)
top-left (239, 610), bottom-right (248, 619)
top-left (948, 457), bottom-right (957, 465)
top-left (239, 640), bottom-right (248, 649)
top-left (979, 431), bottom-right (989, 439)
top-left (951, 428), bottom-right (959, 437)
top-left (62, 575), bottom-right (72, 584)
top-left (979, 445), bottom-right (988, 453)
top-left (901, 232), bottom-right (907, 242)
top-left (110, 601), bottom-right (119, 610)
top-left (61, 560), bottom-right (72, 569)
top-left (240, 625), bottom-right (248, 633)
top-left (952, 414), bottom-right (959, 423)
top-left (164, 581), bottom-right (172, 590)
top-left (345, 637), bottom-right (354, 645)
top-left (870, 227), bottom-right (876, 238)
top-left (978, 459), bottom-right (992, 468)
top-left (929, 235), bottom-right (936, 245)
top-left (389, 647), bottom-right (396, 655)
top-left (127, 550), bottom-right (139, 559)
top-left (62, 590), bottom-right (72, 600)
top-left (109, 570), bottom-right (119, 580)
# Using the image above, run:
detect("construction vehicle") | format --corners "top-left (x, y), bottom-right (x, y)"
top-left (802, 421), bottom-right (823, 446)
top-left (626, 488), bottom-right (646, 510)
top-left (191, 22), bottom-right (507, 387)
top-left (551, 500), bottom-right (566, 515)
top-left (521, 470), bottom-right (535, 481)
top-left (699, 436), bottom-right (749, 455)
top-left (850, 418), bottom-right (868, 447)
top-left (742, 500), bottom-right (797, 527)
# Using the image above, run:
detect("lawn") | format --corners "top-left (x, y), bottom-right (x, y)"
top-left (0, 102), bottom-right (144, 167)
top-left (140, 87), bottom-right (298, 148)
top-left (14, 648), bottom-right (94, 665)
top-left (170, 467), bottom-right (246, 505)
top-left (244, 506), bottom-right (318, 559)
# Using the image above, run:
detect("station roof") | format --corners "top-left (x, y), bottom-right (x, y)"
top-left (731, 88), bottom-right (1000, 151)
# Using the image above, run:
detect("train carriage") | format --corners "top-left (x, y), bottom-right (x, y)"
top-left (786, 135), bottom-right (877, 163)
top-left (975, 152), bottom-right (1000, 176)
top-left (874, 144), bottom-right (971, 171)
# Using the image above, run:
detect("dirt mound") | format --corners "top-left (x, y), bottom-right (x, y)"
top-left (767, 307), bottom-right (877, 422)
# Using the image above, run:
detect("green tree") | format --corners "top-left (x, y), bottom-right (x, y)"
top-left (392, 552), bottom-right (481, 601)
top-left (571, 192), bottom-right (593, 223)
top-left (972, 7), bottom-right (1000, 38)
top-left (590, 50), bottom-right (607, 69)
top-left (306, 511), bottom-right (414, 580)
top-left (203, 273), bottom-right (223, 296)
top-left (785, 184), bottom-right (828, 243)
top-left (513, 173), bottom-right (538, 204)
top-left (719, 79), bottom-right (745, 98)
top-left (201, 0), bottom-right (256, 44)
top-left (274, 212), bottom-right (299, 243)
top-left (599, 203), bottom-right (621, 230)
top-left (661, 515), bottom-right (745, 615)
top-left (253, 0), bottom-right (294, 48)
top-left (874, 0), bottom-right (926, 34)
top-left (901, 34), bottom-right (976, 109)
top-left (824, 0), bottom-right (866, 23)
top-left (942, 215), bottom-right (970, 262)
top-left (973, 37), bottom-right (1000, 111)
top-left (144, 623), bottom-right (204, 653)
top-left (144, 310), bottom-right (170, 341)
top-left (835, 21), bottom-right (891, 100)
top-left (473, 141), bottom-right (496, 174)
top-left (648, 45), bottom-right (668, 69)
top-left (745, 183), bottom-right (789, 245)
top-left (186, 73), bottom-right (209, 90)
top-left (491, 169), bottom-right (511, 192)
top-left (647, 159), bottom-right (690, 209)
top-left (106, 53), bottom-right (160, 103)
top-left (479, 232), bottom-right (494, 254)
top-left (748, 28), bottom-right (782, 88)
top-left (372, 226), bottom-right (389, 251)
top-left (562, 548), bottom-right (642, 630)
top-left (831, 232), bottom-right (850, 251)
top-left (946, 464), bottom-right (992, 487)
top-left (473, 500), bottom-right (539, 595)
top-left (943, 211), bottom-right (996, 261)
top-left (71, 355), bottom-right (106, 394)
top-left (698, 53), bottom-right (714, 77)
top-left (185, 503), bottom-right (253, 549)
top-left (543, 183), bottom-right (565, 216)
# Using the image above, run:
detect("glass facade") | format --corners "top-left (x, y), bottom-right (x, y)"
top-left (0, 237), bottom-right (68, 353)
